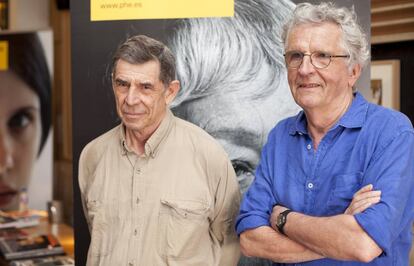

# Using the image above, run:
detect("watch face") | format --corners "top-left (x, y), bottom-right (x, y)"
top-left (277, 214), bottom-right (285, 228)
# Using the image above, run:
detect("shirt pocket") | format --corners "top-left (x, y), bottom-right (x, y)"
top-left (86, 199), bottom-right (112, 257)
top-left (157, 198), bottom-right (211, 259)
top-left (327, 172), bottom-right (363, 213)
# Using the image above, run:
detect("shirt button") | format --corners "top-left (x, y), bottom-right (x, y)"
top-left (134, 229), bottom-right (138, 236)
top-left (136, 168), bottom-right (141, 174)
top-left (306, 144), bottom-right (312, 150)
top-left (307, 182), bottom-right (314, 189)
top-left (136, 197), bottom-right (140, 204)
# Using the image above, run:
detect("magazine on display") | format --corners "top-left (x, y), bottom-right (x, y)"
top-left (0, 234), bottom-right (65, 260)
top-left (0, 213), bottom-right (39, 229)
top-left (10, 255), bottom-right (74, 266)
top-left (0, 228), bottom-right (27, 240)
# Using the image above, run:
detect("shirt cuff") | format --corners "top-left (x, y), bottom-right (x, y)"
top-left (354, 212), bottom-right (389, 256)
top-left (236, 214), bottom-right (270, 235)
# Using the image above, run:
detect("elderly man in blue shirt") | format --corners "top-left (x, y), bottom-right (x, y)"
top-left (236, 2), bottom-right (414, 265)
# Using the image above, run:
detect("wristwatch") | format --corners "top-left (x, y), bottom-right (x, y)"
top-left (276, 209), bottom-right (292, 235)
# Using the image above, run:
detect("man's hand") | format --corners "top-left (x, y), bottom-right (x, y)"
top-left (345, 184), bottom-right (381, 215)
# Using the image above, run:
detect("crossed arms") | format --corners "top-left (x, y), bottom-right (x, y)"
top-left (240, 185), bottom-right (382, 263)
top-left (238, 129), bottom-right (414, 264)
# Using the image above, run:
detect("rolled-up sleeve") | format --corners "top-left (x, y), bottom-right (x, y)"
top-left (355, 130), bottom-right (414, 256)
top-left (236, 136), bottom-right (277, 235)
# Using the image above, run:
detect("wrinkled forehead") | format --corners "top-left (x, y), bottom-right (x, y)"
top-left (113, 59), bottom-right (161, 80)
top-left (286, 22), bottom-right (344, 51)
top-left (113, 56), bottom-right (159, 69)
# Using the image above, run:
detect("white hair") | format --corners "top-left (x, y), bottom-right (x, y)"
top-left (168, 0), bottom-right (295, 107)
top-left (282, 2), bottom-right (370, 69)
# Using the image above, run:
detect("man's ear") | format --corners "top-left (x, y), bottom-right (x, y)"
top-left (348, 63), bottom-right (362, 89)
top-left (165, 80), bottom-right (180, 105)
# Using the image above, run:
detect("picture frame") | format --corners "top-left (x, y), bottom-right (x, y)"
top-left (370, 60), bottom-right (400, 110)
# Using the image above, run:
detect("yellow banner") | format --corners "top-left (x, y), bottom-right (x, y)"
top-left (0, 41), bottom-right (8, 71)
top-left (91, 0), bottom-right (234, 21)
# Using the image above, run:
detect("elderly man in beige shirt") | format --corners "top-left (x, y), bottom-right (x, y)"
top-left (78, 35), bottom-right (241, 266)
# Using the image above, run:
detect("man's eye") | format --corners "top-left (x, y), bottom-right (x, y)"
top-left (315, 52), bottom-right (331, 59)
top-left (231, 160), bottom-right (253, 176)
top-left (142, 84), bottom-right (153, 90)
top-left (290, 52), bottom-right (303, 60)
top-left (115, 80), bottom-right (129, 88)
top-left (8, 111), bottom-right (32, 132)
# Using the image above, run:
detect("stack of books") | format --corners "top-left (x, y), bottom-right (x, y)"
top-left (9, 256), bottom-right (74, 266)
top-left (0, 233), bottom-right (65, 260)
top-left (0, 212), bottom-right (73, 265)
top-left (0, 212), bottom-right (40, 230)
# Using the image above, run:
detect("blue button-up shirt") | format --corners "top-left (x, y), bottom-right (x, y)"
top-left (236, 93), bottom-right (414, 265)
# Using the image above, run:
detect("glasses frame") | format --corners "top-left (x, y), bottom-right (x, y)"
top-left (284, 51), bottom-right (350, 69)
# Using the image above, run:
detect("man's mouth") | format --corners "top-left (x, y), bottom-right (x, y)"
top-left (298, 83), bottom-right (320, 89)
top-left (123, 111), bottom-right (145, 117)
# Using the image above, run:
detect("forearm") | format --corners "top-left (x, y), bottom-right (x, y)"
top-left (284, 212), bottom-right (382, 262)
top-left (240, 226), bottom-right (324, 263)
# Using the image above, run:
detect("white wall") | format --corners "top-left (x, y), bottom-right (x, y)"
top-left (28, 30), bottom-right (54, 211)
top-left (9, 0), bottom-right (50, 31)
top-left (28, 130), bottom-right (53, 210)
top-left (38, 29), bottom-right (54, 77)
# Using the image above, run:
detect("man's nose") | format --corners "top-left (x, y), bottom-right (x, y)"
top-left (0, 134), bottom-right (14, 174)
top-left (125, 85), bottom-right (142, 105)
top-left (298, 55), bottom-right (316, 76)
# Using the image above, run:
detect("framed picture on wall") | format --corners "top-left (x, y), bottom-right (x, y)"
top-left (370, 60), bottom-right (400, 110)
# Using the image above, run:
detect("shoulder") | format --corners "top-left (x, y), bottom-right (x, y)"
top-left (173, 116), bottom-right (229, 161)
top-left (267, 111), bottom-right (301, 142)
top-left (363, 104), bottom-right (414, 157)
top-left (365, 104), bottom-right (413, 138)
top-left (78, 125), bottom-right (121, 193)
top-left (79, 125), bottom-right (121, 171)
top-left (253, 112), bottom-right (301, 162)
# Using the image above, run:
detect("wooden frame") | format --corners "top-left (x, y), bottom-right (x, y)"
top-left (370, 60), bottom-right (400, 110)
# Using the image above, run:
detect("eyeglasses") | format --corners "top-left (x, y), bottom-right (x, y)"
top-left (284, 51), bottom-right (350, 69)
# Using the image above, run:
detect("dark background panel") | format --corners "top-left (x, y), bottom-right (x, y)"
top-left (372, 41), bottom-right (414, 122)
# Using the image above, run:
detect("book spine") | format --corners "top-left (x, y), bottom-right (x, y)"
top-left (6, 247), bottom-right (65, 260)
top-left (0, 0), bottom-right (8, 30)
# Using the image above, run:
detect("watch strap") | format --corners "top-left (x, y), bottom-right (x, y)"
top-left (277, 209), bottom-right (292, 235)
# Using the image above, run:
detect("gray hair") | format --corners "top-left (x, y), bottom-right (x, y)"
top-left (282, 2), bottom-right (370, 69)
top-left (110, 35), bottom-right (176, 86)
top-left (169, 0), bottom-right (295, 107)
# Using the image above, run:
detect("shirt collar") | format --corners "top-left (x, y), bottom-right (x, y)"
top-left (289, 111), bottom-right (308, 136)
top-left (120, 126), bottom-right (130, 156)
top-left (289, 92), bottom-right (368, 135)
top-left (119, 109), bottom-right (174, 158)
top-left (336, 92), bottom-right (368, 128)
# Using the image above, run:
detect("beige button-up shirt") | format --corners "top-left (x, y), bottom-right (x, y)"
top-left (79, 110), bottom-right (241, 266)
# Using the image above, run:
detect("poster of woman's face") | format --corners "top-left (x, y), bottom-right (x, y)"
top-left (0, 32), bottom-right (52, 211)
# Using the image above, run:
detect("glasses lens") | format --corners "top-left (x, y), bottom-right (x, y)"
top-left (285, 51), bottom-right (303, 68)
top-left (311, 52), bottom-right (331, 68)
